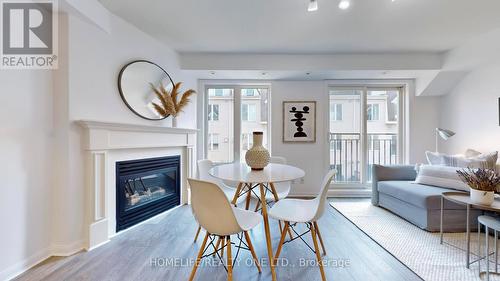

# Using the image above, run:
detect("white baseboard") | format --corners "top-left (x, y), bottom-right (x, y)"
top-left (289, 188), bottom-right (372, 198)
top-left (328, 188), bottom-right (372, 197)
top-left (51, 240), bottom-right (84, 256)
top-left (0, 247), bottom-right (51, 281)
top-left (0, 240), bottom-right (84, 281)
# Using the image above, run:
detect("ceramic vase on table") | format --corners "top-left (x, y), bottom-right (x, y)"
top-left (470, 188), bottom-right (494, 205)
top-left (245, 132), bottom-right (270, 170)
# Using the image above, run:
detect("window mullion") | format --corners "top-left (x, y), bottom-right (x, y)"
top-left (360, 87), bottom-right (368, 184)
top-left (234, 86), bottom-right (242, 163)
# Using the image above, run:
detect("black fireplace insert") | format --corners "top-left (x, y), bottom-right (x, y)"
top-left (116, 155), bottom-right (180, 231)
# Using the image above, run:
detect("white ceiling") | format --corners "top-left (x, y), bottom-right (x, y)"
top-left (189, 69), bottom-right (434, 81)
top-left (99, 0), bottom-right (500, 54)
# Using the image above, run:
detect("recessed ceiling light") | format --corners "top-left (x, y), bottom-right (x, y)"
top-left (338, 0), bottom-right (350, 10)
top-left (308, 0), bottom-right (318, 12)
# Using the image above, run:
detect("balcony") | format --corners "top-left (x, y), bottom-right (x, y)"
top-left (329, 133), bottom-right (398, 183)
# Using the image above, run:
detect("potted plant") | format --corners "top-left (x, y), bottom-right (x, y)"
top-left (457, 168), bottom-right (500, 205)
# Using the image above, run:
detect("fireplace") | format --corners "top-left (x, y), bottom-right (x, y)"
top-left (116, 155), bottom-right (180, 231)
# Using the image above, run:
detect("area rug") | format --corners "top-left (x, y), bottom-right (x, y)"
top-left (330, 199), bottom-right (500, 281)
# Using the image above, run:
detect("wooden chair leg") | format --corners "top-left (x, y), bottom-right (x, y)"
top-left (278, 220), bottom-right (283, 234)
top-left (287, 227), bottom-right (293, 240)
top-left (231, 182), bottom-right (243, 206)
top-left (227, 235), bottom-right (233, 281)
top-left (254, 199), bottom-right (261, 212)
top-left (244, 231), bottom-right (262, 273)
top-left (194, 225), bottom-right (202, 243)
top-left (311, 223), bottom-right (326, 281)
top-left (213, 237), bottom-right (221, 257)
top-left (189, 232), bottom-right (209, 281)
top-left (245, 184), bottom-right (252, 210)
top-left (274, 221), bottom-right (289, 262)
top-left (313, 222), bottom-right (327, 256)
top-left (221, 237), bottom-right (226, 259)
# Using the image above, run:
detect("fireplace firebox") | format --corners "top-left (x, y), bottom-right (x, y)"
top-left (116, 155), bottom-right (180, 231)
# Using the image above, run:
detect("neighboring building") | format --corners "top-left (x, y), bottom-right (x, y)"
top-left (329, 90), bottom-right (399, 182)
top-left (207, 88), bottom-right (269, 163)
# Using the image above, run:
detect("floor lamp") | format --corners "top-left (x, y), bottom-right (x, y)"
top-left (435, 128), bottom-right (455, 153)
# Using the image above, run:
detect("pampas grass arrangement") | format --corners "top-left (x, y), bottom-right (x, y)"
top-left (150, 82), bottom-right (196, 118)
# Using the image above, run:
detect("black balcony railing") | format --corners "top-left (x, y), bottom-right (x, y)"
top-left (329, 133), bottom-right (397, 183)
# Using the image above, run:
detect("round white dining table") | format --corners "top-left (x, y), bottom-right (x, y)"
top-left (209, 162), bottom-right (305, 281)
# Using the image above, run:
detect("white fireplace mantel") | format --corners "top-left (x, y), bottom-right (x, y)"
top-left (78, 120), bottom-right (198, 150)
top-left (77, 120), bottom-right (197, 250)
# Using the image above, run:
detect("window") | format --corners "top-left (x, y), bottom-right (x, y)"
top-left (208, 89), bottom-right (231, 97)
top-left (367, 104), bottom-right (380, 121)
top-left (329, 87), bottom-right (403, 185)
top-left (330, 103), bottom-right (343, 121)
top-left (243, 89), bottom-right (256, 96)
top-left (241, 133), bottom-right (253, 150)
top-left (208, 134), bottom-right (219, 151)
top-left (208, 104), bottom-right (219, 121)
top-left (206, 86), bottom-right (270, 163)
top-left (241, 103), bottom-right (257, 122)
top-left (214, 89), bottom-right (223, 96)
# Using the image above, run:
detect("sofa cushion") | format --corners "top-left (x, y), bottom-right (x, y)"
top-left (415, 165), bottom-right (469, 191)
top-left (377, 181), bottom-right (466, 210)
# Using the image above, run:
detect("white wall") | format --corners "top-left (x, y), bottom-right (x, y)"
top-left (270, 80), bottom-right (438, 195)
top-left (52, 10), bottom-right (197, 253)
top-left (0, 70), bottom-right (54, 279)
top-left (438, 28), bottom-right (500, 156)
top-left (271, 81), bottom-right (329, 195)
top-left (439, 63), bottom-right (500, 155)
top-left (0, 5), bottom-right (197, 280)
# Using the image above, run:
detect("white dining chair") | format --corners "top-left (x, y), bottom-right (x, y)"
top-left (188, 178), bottom-right (262, 281)
top-left (194, 159), bottom-right (246, 242)
top-left (268, 169), bottom-right (336, 281)
top-left (250, 156), bottom-right (291, 211)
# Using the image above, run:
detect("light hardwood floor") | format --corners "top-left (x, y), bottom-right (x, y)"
top-left (15, 200), bottom-right (421, 281)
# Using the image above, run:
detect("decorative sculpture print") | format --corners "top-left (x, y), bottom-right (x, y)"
top-left (290, 105), bottom-right (310, 138)
top-left (283, 101), bottom-right (316, 142)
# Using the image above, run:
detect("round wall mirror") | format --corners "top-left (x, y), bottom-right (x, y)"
top-left (118, 60), bottom-right (174, 120)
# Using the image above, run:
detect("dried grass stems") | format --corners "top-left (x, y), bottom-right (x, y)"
top-left (457, 167), bottom-right (500, 192)
top-left (150, 82), bottom-right (196, 117)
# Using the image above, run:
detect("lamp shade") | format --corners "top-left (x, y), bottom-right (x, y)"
top-left (436, 128), bottom-right (455, 140)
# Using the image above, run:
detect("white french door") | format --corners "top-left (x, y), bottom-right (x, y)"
top-left (205, 85), bottom-right (270, 163)
top-left (329, 86), bottom-right (404, 186)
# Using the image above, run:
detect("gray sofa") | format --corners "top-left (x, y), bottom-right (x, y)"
top-left (372, 164), bottom-right (482, 232)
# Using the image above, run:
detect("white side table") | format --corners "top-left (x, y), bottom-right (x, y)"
top-left (478, 215), bottom-right (500, 281)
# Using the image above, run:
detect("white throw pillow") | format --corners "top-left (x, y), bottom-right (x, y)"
top-left (465, 148), bottom-right (482, 158)
top-left (425, 151), bottom-right (460, 166)
top-left (425, 150), bottom-right (498, 169)
top-left (414, 165), bottom-right (469, 191)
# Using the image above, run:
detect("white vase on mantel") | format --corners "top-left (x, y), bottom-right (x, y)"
top-left (470, 188), bottom-right (494, 205)
top-left (171, 116), bottom-right (177, 128)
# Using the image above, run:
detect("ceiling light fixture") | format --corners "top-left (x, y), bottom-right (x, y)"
top-left (308, 0), bottom-right (318, 12)
top-left (338, 0), bottom-right (350, 10)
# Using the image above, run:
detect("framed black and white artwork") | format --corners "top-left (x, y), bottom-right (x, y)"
top-left (283, 101), bottom-right (316, 143)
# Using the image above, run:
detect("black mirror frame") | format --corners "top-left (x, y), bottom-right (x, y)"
top-left (118, 60), bottom-right (174, 121)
